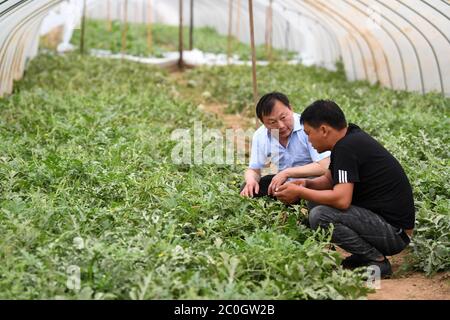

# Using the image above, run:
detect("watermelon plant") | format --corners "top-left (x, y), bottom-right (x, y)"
top-left (1, 22), bottom-right (448, 300)
top-left (0, 53), bottom-right (371, 299)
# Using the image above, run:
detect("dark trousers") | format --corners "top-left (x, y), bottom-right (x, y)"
top-left (308, 204), bottom-right (410, 260)
top-left (240, 175), bottom-right (275, 197)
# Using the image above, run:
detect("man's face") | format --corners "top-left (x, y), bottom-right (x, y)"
top-left (261, 100), bottom-right (294, 139)
top-left (303, 123), bottom-right (327, 153)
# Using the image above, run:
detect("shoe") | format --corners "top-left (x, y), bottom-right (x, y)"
top-left (341, 255), bottom-right (371, 269)
top-left (366, 258), bottom-right (392, 279)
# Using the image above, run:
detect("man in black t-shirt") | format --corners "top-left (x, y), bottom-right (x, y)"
top-left (274, 100), bottom-right (415, 278)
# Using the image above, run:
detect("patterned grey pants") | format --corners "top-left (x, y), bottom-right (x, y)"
top-left (308, 204), bottom-right (410, 261)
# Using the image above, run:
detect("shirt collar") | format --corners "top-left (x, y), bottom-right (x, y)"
top-left (293, 113), bottom-right (302, 132)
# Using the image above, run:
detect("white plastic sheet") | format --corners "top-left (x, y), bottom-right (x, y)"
top-left (1, 0), bottom-right (450, 97)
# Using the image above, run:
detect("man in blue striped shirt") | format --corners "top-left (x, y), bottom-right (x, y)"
top-left (240, 92), bottom-right (330, 198)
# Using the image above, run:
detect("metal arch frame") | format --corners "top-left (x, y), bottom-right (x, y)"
top-left (1, 10), bottom-right (50, 69)
top-left (270, 8), bottom-right (287, 54)
top-left (4, 0), bottom-right (447, 96)
top-left (339, 0), bottom-right (395, 90)
top-left (187, 1), bottom-right (229, 38)
top-left (314, 21), bottom-right (339, 65)
top-left (280, 0), bottom-right (356, 78)
top-left (283, 5), bottom-right (342, 62)
top-left (297, 12), bottom-right (327, 66)
top-left (0, 0), bottom-right (30, 17)
top-left (276, 4), bottom-right (337, 66)
top-left (347, 0), bottom-right (408, 91)
top-left (398, 0), bottom-right (449, 93)
top-left (422, 0), bottom-right (450, 22)
top-left (376, 0), bottom-right (444, 94)
top-left (299, 0), bottom-right (368, 81)
top-left (315, 19), bottom-right (341, 63)
top-left (358, 0), bottom-right (425, 93)
top-left (270, 7), bottom-right (298, 58)
top-left (303, 0), bottom-right (372, 82)
top-left (280, 0), bottom-right (343, 66)
top-left (5, 1), bottom-right (34, 80)
top-left (0, 0), bottom-right (62, 96)
top-left (266, 5), bottom-right (293, 54)
top-left (274, 8), bottom-right (301, 57)
top-left (310, 19), bottom-right (335, 66)
top-left (296, 0), bottom-right (359, 81)
top-left (300, 13), bottom-right (340, 64)
top-left (284, 17), bottom-right (290, 52)
top-left (12, 16), bottom-right (42, 81)
top-left (313, 0), bottom-right (394, 88)
top-left (0, 2), bottom-right (39, 92)
top-left (230, 0), bottom-right (264, 43)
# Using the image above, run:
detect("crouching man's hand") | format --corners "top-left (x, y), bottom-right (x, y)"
top-left (268, 171), bottom-right (289, 195)
top-left (240, 179), bottom-right (260, 198)
top-left (274, 183), bottom-right (304, 204)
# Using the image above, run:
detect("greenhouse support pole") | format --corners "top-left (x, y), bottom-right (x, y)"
top-left (285, 20), bottom-right (290, 55)
top-left (121, 0), bottom-right (128, 56)
top-left (147, 0), bottom-right (153, 53)
top-left (189, 0), bottom-right (194, 50)
top-left (178, 0), bottom-right (184, 70)
top-left (80, 0), bottom-right (87, 54)
top-left (268, 0), bottom-right (273, 62)
top-left (135, 0), bottom-right (138, 22)
top-left (248, 0), bottom-right (258, 128)
top-left (107, 0), bottom-right (112, 32)
top-left (227, 0), bottom-right (233, 64)
top-left (265, 6), bottom-right (268, 52)
top-left (236, 0), bottom-right (241, 40)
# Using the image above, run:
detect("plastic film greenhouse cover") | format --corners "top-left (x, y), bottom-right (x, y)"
top-left (1, 0), bottom-right (449, 97)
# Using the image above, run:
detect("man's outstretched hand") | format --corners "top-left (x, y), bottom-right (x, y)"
top-left (240, 179), bottom-right (260, 198)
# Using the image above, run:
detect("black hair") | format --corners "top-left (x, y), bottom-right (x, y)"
top-left (256, 92), bottom-right (291, 121)
top-left (300, 100), bottom-right (347, 130)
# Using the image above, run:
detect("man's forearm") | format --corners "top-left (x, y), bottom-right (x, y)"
top-left (282, 157), bottom-right (330, 179)
top-left (305, 174), bottom-right (334, 190)
top-left (282, 162), bottom-right (325, 179)
top-left (296, 187), bottom-right (348, 209)
top-left (245, 168), bottom-right (261, 183)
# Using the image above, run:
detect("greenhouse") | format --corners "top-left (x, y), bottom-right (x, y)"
top-left (0, 0), bottom-right (449, 302)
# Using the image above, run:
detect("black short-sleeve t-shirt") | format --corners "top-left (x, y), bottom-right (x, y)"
top-left (329, 124), bottom-right (415, 229)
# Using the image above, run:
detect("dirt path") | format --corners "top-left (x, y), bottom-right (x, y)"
top-left (169, 70), bottom-right (253, 130)
top-left (169, 69), bottom-right (450, 300)
top-left (367, 252), bottom-right (450, 300)
top-left (336, 248), bottom-right (450, 299)
top-left (198, 102), bottom-right (253, 130)
top-left (369, 273), bottom-right (449, 300)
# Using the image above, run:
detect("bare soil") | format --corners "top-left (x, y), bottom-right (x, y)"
top-left (367, 251), bottom-right (450, 300)
top-left (336, 247), bottom-right (450, 300)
